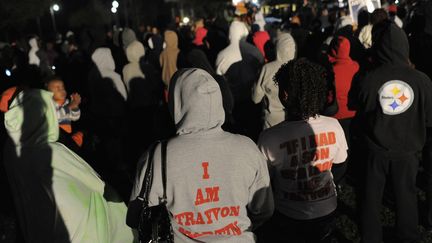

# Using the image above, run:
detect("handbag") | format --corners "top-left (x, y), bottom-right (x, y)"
top-left (321, 84), bottom-right (339, 116)
top-left (126, 140), bottom-right (174, 243)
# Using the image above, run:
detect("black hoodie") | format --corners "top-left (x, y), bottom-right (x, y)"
top-left (355, 21), bottom-right (432, 153)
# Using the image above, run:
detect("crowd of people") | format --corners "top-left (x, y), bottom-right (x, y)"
top-left (1, 0), bottom-right (432, 242)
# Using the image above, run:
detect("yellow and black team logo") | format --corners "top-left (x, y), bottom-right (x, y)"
top-left (378, 80), bottom-right (414, 115)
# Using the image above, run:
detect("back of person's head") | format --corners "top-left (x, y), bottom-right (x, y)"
top-left (358, 9), bottom-right (371, 27)
top-left (274, 58), bottom-right (327, 121)
top-left (371, 20), bottom-right (409, 66)
top-left (251, 24), bottom-right (260, 34)
top-left (168, 68), bottom-right (225, 134)
top-left (371, 8), bottom-right (389, 25)
top-left (178, 26), bottom-right (194, 51)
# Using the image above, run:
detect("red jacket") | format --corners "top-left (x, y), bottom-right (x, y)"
top-left (253, 31), bottom-right (270, 61)
top-left (329, 36), bottom-right (359, 120)
top-left (193, 27), bottom-right (208, 46)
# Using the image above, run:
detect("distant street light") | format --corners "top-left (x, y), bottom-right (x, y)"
top-left (111, 7), bottom-right (117, 13)
top-left (53, 4), bottom-right (60, 12)
top-left (112, 1), bottom-right (119, 8)
top-left (183, 17), bottom-right (190, 25)
top-left (50, 4), bottom-right (60, 34)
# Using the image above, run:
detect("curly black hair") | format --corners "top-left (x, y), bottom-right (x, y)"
top-left (273, 58), bottom-right (327, 121)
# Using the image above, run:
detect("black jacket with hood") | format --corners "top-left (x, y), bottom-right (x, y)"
top-left (355, 21), bottom-right (432, 153)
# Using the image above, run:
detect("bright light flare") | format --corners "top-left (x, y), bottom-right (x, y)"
top-left (52, 4), bottom-right (60, 12)
top-left (183, 17), bottom-right (190, 24)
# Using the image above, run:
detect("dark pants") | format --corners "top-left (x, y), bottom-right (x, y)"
top-left (332, 118), bottom-right (352, 184)
top-left (361, 151), bottom-right (419, 243)
top-left (261, 210), bottom-right (335, 243)
top-left (422, 128), bottom-right (432, 228)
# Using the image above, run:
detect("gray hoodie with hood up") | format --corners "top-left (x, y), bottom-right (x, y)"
top-left (252, 33), bottom-right (296, 129)
top-left (131, 69), bottom-right (274, 243)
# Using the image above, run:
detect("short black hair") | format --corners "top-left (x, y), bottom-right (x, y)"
top-left (44, 75), bottom-right (63, 88)
top-left (274, 58), bottom-right (327, 121)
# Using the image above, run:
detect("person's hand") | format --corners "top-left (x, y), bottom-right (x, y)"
top-left (69, 93), bottom-right (81, 110)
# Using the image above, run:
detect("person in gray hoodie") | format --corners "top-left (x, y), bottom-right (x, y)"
top-left (130, 68), bottom-right (274, 243)
top-left (252, 33), bottom-right (296, 129)
top-left (122, 28), bottom-right (137, 50)
top-left (123, 40), bottom-right (145, 91)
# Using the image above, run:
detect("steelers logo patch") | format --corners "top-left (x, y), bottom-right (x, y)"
top-left (378, 80), bottom-right (414, 115)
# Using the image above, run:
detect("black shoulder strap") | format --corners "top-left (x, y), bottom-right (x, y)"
top-left (137, 141), bottom-right (158, 201)
top-left (161, 139), bottom-right (168, 202)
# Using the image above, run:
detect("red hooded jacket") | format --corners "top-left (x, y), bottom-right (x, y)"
top-left (329, 36), bottom-right (359, 120)
top-left (193, 27), bottom-right (208, 46)
top-left (253, 31), bottom-right (270, 61)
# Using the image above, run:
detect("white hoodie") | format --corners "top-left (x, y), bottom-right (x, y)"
top-left (131, 69), bottom-right (274, 243)
top-left (28, 37), bottom-right (40, 66)
top-left (215, 21), bottom-right (249, 75)
top-left (253, 33), bottom-right (296, 129)
top-left (91, 48), bottom-right (128, 100)
top-left (123, 40), bottom-right (146, 91)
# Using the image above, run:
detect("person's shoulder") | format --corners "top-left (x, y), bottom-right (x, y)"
top-left (264, 60), bottom-right (282, 70)
top-left (318, 116), bottom-right (343, 129)
top-left (411, 68), bottom-right (432, 83)
top-left (259, 121), bottom-right (293, 142)
top-left (317, 115), bottom-right (338, 122)
top-left (227, 133), bottom-right (258, 148)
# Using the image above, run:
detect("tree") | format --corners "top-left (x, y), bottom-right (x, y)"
top-left (69, 0), bottom-right (111, 28)
top-left (0, 0), bottom-right (51, 29)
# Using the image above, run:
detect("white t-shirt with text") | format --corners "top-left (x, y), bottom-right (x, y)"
top-left (258, 116), bottom-right (348, 220)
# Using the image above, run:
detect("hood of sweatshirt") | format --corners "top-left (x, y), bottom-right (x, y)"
top-left (193, 27), bottom-right (208, 46)
top-left (216, 21), bottom-right (249, 75)
top-left (168, 68), bottom-right (224, 135)
top-left (4, 89), bottom-right (58, 148)
top-left (126, 40), bottom-right (145, 63)
top-left (92, 48), bottom-right (128, 100)
top-left (28, 37), bottom-right (40, 66)
top-left (276, 33), bottom-right (296, 63)
top-left (253, 31), bottom-right (270, 58)
top-left (229, 20), bottom-right (249, 43)
top-left (91, 48), bottom-right (116, 71)
top-left (160, 31), bottom-right (180, 86)
top-left (372, 21), bottom-right (409, 66)
top-left (164, 30), bottom-right (179, 49)
top-left (122, 28), bottom-right (137, 49)
top-left (29, 38), bottom-right (39, 50)
top-left (329, 36), bottom-right (351, 63)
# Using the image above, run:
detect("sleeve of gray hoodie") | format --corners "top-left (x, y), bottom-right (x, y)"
top-left (252, 65), bottom-right (266, 104)
top-left (247, 145), bottom-right (274, 229)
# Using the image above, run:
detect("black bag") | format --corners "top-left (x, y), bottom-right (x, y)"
top-left (321, 83), bottom-right (339, 116)
top-left (322, 98), bottom-right (339, 116)
top-left (126, 140), bottom-right (174, 243)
